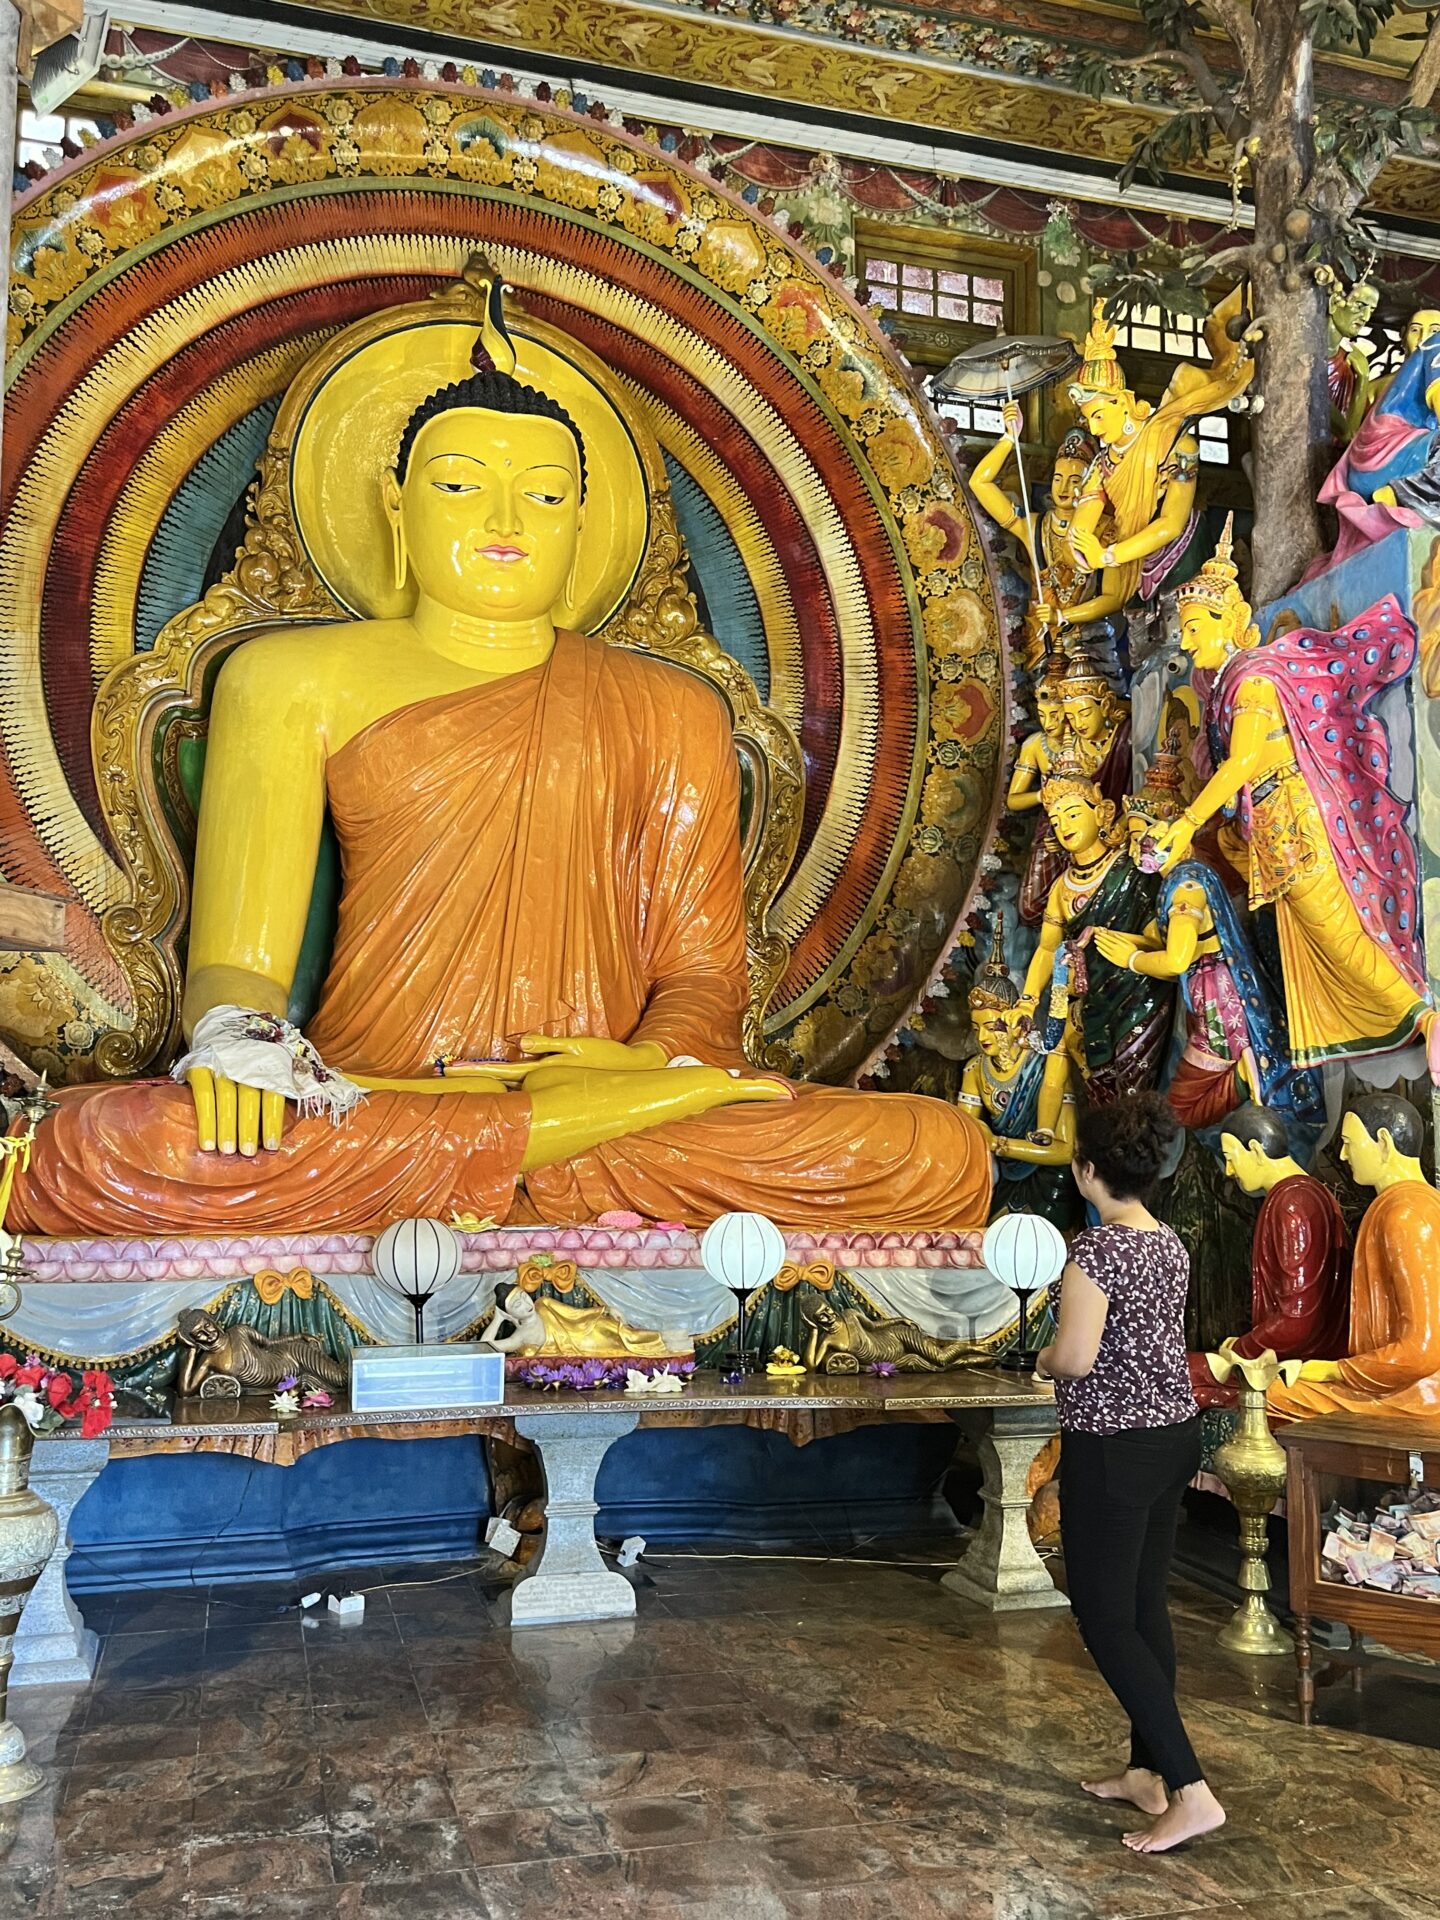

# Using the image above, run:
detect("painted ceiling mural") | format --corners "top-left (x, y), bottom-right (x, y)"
top-left (287, 0), bottom-right (1440, 219)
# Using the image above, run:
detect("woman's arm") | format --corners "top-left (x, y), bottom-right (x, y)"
top-left (1035, 1260), bottom-right (1108, 1381)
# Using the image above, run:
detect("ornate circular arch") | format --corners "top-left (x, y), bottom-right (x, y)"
top-left (1, 81), bottom-right (1005, 1085)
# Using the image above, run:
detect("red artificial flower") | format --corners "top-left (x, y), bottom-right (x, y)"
top-left (46, 1373), bottom-right (73, 1409)
top-left (0, 1353), bottom-right (16, 1379)
top-left (14, 1364), bottom-right (44, 1391)
top-left (82, 1369), bottom-right (114, 1400)
top-left (80, 1404), bottom-right (110, 1438)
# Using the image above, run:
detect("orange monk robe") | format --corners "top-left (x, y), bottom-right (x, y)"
top-left (1267, 1180), bottom-right (1440, 1422)
top-left (13, 632), bottom-right (991, 1235)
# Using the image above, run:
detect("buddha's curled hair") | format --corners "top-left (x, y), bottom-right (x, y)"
top-left (394, 368), bottom-right (588, 496)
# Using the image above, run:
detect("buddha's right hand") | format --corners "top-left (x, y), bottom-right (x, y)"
top-left (187, 1068), bottom-right (287, 1156)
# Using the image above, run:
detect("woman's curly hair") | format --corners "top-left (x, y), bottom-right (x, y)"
top-left (1075, 1091), bottom-right (1180, 1201)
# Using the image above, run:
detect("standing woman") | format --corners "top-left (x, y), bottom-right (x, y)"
top-left (1035, 1092), bottom-right (1224, 1853)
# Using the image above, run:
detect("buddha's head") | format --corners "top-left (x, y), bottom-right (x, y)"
top-left (177, 1307), bottom-right (223, 1350)
top-left (383, 279), bottom-right (587, 623)
top-left (1218, 1103), bottom-right (1293, 1196)
top-left (968, 919), bottom-right (1025, 1071)
top-left (1059, 650), bottom-right (1117, 746)
top-left (1067, 301), bottom-right (1140, 449)
top-left (1340, 1093), bottom-right (1425, 1189)
top-left (1041, 757), bottom-right (1121, 860)
top-left (1405, 309), bottom-right (1440, 355)
top-left (1176, 515), bottom-right (1257, 670)
top-left (1049, 427), bottom-right (1095, 514)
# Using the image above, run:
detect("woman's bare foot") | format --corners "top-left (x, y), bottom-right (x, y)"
top-left (1123, 1780), bottom-right (1225, 1853)
top-left (1081, 1767), bottom-right (1167, 1817)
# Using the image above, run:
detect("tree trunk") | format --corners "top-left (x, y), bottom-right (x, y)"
top-left (1245, 13), bottom-right (1331, 603)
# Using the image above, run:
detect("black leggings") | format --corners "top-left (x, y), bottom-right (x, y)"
top-left (1059, 1416), bottom-right (1205, 1793)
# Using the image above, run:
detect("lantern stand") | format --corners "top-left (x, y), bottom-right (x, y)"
top-left (981, 1213), bottom-right (1068, 1376)
top-left (699, 1212), bottom-right (787, 1380)
top-left (371, 1217), bottom-right (466, 1345)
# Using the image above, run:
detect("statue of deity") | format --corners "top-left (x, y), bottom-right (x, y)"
top-left (1326, 274), bottom-right (1381, 444)
top-left (175, 1307), bottom-right (349, 1397)
top-left (1373, 308), bottom-right (1440, 410)
top-left (1010, 657), bottom-right (1070, 926)
top-left (1317, 325), bottom-right (1440, 571)
top-left (11, 272), bottom-right (992, 1237)
top-left (1188, 1104), bottom-right (1350, 1409)
top-left (1268, 1094), bottom-right (1440, 1421)
top-left (1096, 739), bottom-right (1322, 1133)
top-left (968, 408), bottom-right (1112, 666)
top-left (1018, 755), bottom-right (1173, 1135)
top-left (957, 920), bottom-right (1076, 1222)
top-left (1058, 648), bottom-right (1131, 803)
top-left (480, 1284), bottom-right (690, 1361)
top-left (800, 1297), bottom-right (986, 1374)
top-left (1057, 292), bottom-right (1252, 625)
top-left (1151, 520), bottom-right (1432, 1072)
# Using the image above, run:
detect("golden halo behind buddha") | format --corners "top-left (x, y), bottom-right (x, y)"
top-left (289, 314), bottom-right (648, 631)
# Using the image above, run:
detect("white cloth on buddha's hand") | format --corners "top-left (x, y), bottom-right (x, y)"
top-left (171, 1005), bottom-right (366, 1123)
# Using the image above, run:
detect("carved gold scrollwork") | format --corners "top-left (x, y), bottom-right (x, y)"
top-left (91, 442), bottom-right (342, 1077)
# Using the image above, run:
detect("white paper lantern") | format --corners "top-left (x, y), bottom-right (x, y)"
top-left (699, 1211), bottom-right (786, 1296)
top-left (982, 1211), bottom-right (1067, 1298)
top-left (371, 1217), bottom-right (465, 1342)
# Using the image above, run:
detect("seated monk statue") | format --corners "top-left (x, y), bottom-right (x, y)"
top-left (1188, 1104), bottom-right (1349, 1410)
top-left (175, 1306), bottom-right (349, 1397)
top-left (12, 287), bottom-right (991, 1237)
top-left (1268, 1094), bottom-right (1440, 1422)
top-left (480, 1284), bottom-right (690, 1361)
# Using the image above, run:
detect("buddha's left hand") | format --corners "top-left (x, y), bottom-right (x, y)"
top-left (469, 1036), bottom-right (671, 1079)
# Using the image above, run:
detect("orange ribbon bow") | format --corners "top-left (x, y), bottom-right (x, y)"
top-left (252, 1268), bottom-right (315, 1306)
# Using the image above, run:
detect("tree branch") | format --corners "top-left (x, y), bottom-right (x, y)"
top-left (1112, 36), bottom-right (1242, 138)
top-left (1405, 9), bottom-right (1440, 109)
top-left (1196, 0), bottom-right (1260, 72)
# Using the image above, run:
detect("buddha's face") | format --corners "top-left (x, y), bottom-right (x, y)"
top-left (183, 1312), bottom-right (221, 1349)
top-left (1035, 688), bottom-right (1066, 743)
top-left (1075, 390), bottom-right (1132, 447)
top-left (1406, 310), bottom-right (1440, 354)
top-left (1063, 689), bottom-right (1108, 743)
top-left (1219, 1132), bottom-right (1272, 1197)
top-left (1339, 1112), bottom-right (1386, 1188)
top-left (1178, 601), bottom-right (1234, 670)
top-left (1045, 792), bottom-right (1103, 858)
top-left (386, 406), bottom-right (582, 621)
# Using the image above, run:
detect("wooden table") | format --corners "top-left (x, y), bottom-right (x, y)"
top-left (1279, 1412), bottom-right (1440, 1725)
top-left (23, 1370), bottom-right (1062, 1662)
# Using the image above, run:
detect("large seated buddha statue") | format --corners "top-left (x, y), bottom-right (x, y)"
top-left (12, 267), bottom-right (991, 1237)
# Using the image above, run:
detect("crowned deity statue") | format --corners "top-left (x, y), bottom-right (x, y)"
top-left (1017, 754), bottom-right (1174, 1138)
top-left (968, 406), bottom-right (1112, 669)
top-left (10, 270), bottom-right (993, 1237)
top-left (1150, 520), bottom-right (1433, 1074)
top-left (1058, 647), bottom-right (1131, 802)
top-left (1316, 318), bottom-right (1440, 571)
top-left (1268, 1095), bottom-right (1440, 1422)
top-left (1187, 1104), bottom-right (1350, 1411)
top-left (1052, 291), bottom-right (1252, 628)
top-left (1095, 736), bottom-right (1322, 1134)
top-left (1373, 307), bottom-right (1440, 410)
top-left (957, 919), bottom-right (1077, 1225)
top-left (1326, 273), bottom-right (1381, 445)
top-left (1010, 656), bottom-right (1070, 926)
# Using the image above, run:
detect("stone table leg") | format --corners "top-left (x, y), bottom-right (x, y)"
top-left (508, 1413), bottom-right (639, 1627)
top-left (12, 1441), bottom-right (108, 1689)
top-left (943, 1405), bottom-right (1067, 1612)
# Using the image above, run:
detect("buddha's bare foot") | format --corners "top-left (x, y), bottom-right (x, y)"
top-left (1122, 1782), bottom-right (1225, 1854)
top-left (1081, 1768), bottom-right (1167, 1817)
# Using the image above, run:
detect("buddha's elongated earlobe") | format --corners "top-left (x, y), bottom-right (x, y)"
top-left (391, 516), bottom-right (408, 594)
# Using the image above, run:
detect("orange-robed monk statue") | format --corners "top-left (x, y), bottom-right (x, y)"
top-left (12, 285), bottom-right (991, 1236)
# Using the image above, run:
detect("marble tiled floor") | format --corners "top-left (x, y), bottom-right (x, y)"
top-left (5, 1551), bottom-right (1440, 1919)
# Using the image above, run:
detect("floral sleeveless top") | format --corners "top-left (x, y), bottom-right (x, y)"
top-left (1054, 1222), bottom-right (1198, 1436)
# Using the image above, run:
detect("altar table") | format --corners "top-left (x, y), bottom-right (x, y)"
top-left (18, 1371), bottom-right (1062, 1677)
